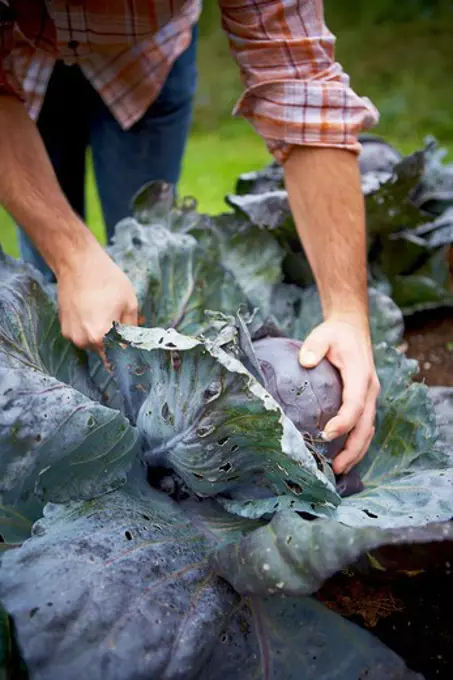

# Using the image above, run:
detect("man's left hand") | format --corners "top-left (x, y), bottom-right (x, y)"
top-left (298, 315), bottom-right (380, 475)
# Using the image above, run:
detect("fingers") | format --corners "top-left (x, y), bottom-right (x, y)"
top-left (60, 318), bottom-right (111, 352)
top-left (59, 298), bottom-right (138, 351)
top-left (298, 326), bottom-right (330, 368)
top-left (300, 320), bottom-right (380, 475)
top-left (323, 369), bottom-right (369, 441)
top-left (332, 375), bottom-right (380, 475)
top-left (120, 300), bottom-right (139, 327)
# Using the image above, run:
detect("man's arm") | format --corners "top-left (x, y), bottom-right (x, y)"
top-left (219, 0), bottom-right (380, 473)
top-left (0, 95), bottom-right (138, 350)
top-left (285, 147), bottom-right (380, 475)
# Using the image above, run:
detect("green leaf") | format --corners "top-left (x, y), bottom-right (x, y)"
top-left (336, 344), bottom-right (453, 528)
top-left (391, 273), bottom-right (453, 314)
top-left (0, 479), bottom-right (421, 680)
top-left (0, 499), bottom-right (42, 548)
top-left (268, 284), bottom-right (405, 347)
top-left (365, 149), bottom-right (430, 236)
top-left (105, 324), bottom-right (339, 517)
top-left (131, 180), bottom-right (175, 224)
top-left (189, 213), bottom-right (285, 319)
top-left (406, 206), bottom-right (453, 249)
top-left (0, 253), bottom-right (139, 522)
top-left (390, 246), bottom-right (453, 314)
top-left (225, 190), bottom-right (293, 234)
top-left (234, 162), bottom-right (284, 195)
top-left (212, 508), bottom-right (453, 597)
top-left (0, 252), bottom-right (98, 399)
top-left (375, 232), bottom-right (431, 278)
top-left (119, 188), bottom-right (285, 326)
top-left (108, 219), bottom-right (247, 334)
top-left (412, 137), bottom-right (453, 216)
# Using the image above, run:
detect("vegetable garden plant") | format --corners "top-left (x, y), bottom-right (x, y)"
top-left (1, 136), bottom-right (453, 680)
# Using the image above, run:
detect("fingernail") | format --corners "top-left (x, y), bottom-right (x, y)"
top-left (300, 350), bottom-right (317, 365)
top-left (321, 429), bottom-right (339, 442)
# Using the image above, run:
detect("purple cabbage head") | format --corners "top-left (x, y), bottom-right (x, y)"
top-left (252, 337), bottom-right (364, 497)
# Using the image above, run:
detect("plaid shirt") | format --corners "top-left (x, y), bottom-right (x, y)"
top-left (0, 0), bottom-right (378, 162)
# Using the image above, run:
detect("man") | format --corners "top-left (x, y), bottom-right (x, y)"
top-left (0, 0), bottom-right (380, 476)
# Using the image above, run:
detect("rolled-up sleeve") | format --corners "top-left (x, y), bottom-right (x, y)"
top-left (219, 0), bottom-right (379, 163)
top-left (0, 1), bottom-right (24, 99)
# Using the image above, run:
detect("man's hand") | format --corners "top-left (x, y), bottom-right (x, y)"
top-left (298, 315), bottom-right (380, 475)
top-left (57, 244), bottom-right (138, 353)
top-left (0, 96), bottom-right (138, 353)
top-left (284, 146), bottom-right (379, 472)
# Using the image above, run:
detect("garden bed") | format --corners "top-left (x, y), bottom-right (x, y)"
top-left (405, 307), bottom-right (453, 386)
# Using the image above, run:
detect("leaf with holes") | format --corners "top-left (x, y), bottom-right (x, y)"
top-left (105, 324), bottom-right (339, 518)
top-left (0, 472), bottom-right (422, 680)
top-left (335, 344), bottom-right (453, 528)
top-left (0, 251), bottom-right (139, 535)
top-left (212, 508), bottom-right (453, 597)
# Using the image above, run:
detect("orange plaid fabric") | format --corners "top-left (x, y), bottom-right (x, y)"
top-left (0, 0), bottom-right (379, 162)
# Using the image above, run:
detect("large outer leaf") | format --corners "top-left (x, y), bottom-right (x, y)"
top-left (119, 186), bottom-right (285, 323)
top-left (212, 508), bottom-right (453, 597)
top-left (187, 213), bottom-right (284, 319)
top-left (0, 478), bottom-right (421, 680)
top-left (0, 252), bottom-right (99, 398)
top-left (108, 219), bottom-right (247, 334)
top-left (336, 344), bottom-right (453, 528)
top-left (105, 325), bottom-right (339, 517)
top-left (0, 253), bottom-right (139, 524)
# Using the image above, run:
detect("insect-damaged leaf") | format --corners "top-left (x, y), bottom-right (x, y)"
top-left (0, 476), bottom-right (422, 680)
top-left (105, 325), bottom-right (339, 518)
top-left (0, 252), bottom-right (139, 530)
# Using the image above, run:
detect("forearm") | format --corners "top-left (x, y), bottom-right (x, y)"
top-left (0, 95), bottom-right (97, 276)
top-left (284, 147), bottom-right (369, 328)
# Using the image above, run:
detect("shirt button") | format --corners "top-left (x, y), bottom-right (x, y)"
top-left (68, 40), bottom-right (79, 49)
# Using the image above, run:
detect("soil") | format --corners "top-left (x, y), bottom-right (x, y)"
top-left (404, 307), bottom-right (453, 387)
top-left (317, 566), bottom-right (453, 679)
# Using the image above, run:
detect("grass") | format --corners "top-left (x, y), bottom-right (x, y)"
top-left (1, 1), bottom-right (452, 257)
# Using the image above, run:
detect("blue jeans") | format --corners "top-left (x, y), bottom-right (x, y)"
top-left (18, 26), bottom-right (198, 282)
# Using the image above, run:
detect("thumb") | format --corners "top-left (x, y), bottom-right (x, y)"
top-left (298, 325), bottom-right (331, 368)
top-left (120, 304), bottom-right (139, 327)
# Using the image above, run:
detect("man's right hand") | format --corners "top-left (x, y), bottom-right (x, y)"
top-left (57, 243), bottom-right (138, 353)
top-left (0, 96), bottom-right (138, 355)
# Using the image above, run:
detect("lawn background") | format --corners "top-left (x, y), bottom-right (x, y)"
top-left (1, 0), bottom-right (452, 257)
